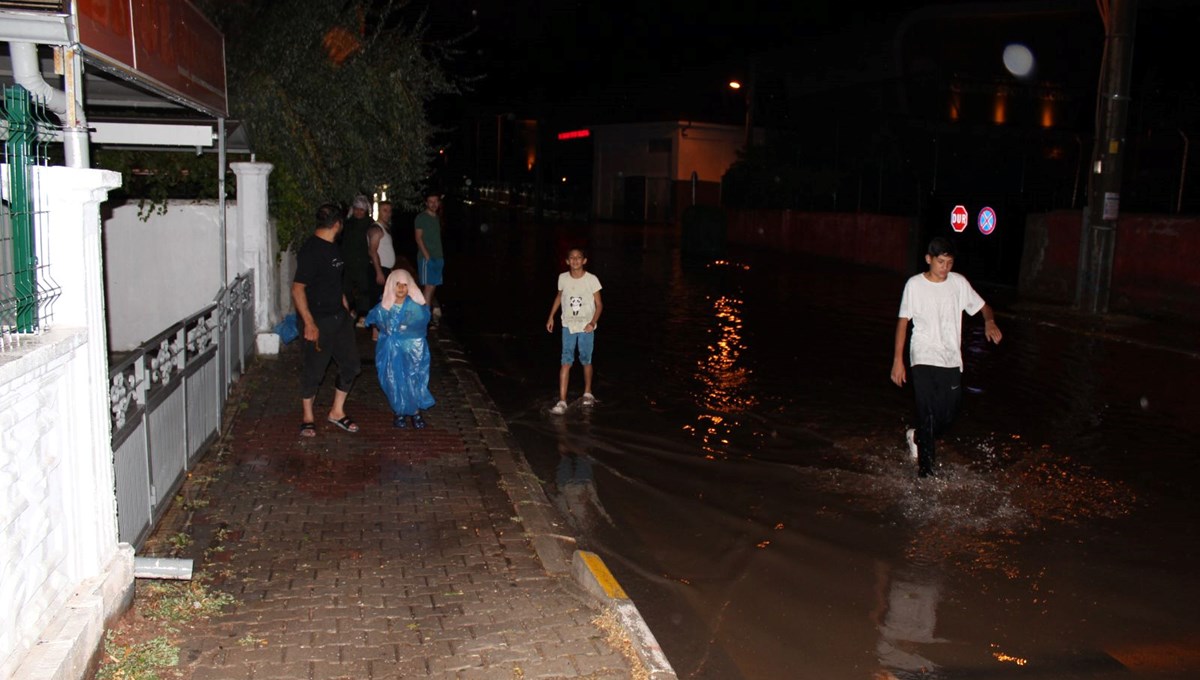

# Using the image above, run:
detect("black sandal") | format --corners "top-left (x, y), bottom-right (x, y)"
top-left (327, 415), bottom-right (359, 433)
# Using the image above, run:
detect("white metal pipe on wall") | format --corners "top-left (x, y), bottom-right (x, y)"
top-left (7, 41), bottom-right (88, 167)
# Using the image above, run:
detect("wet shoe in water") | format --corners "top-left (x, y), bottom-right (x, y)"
top-left (549, 400), bottom-right (568, 415)
top-left (905, 428), bottom-right (918, 460)
top-left (412, 414), bottom-right (427, 429)
top-left (393, 414), bottom-right (409, 429)
top-left (581, 392), bottom-right (596, 407)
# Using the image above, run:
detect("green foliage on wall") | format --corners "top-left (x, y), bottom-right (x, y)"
top-left (94, 149), bottom-right (241, 220)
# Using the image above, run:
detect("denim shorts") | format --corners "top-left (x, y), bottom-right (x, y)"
top-left (560, 327), bottom-right (595, 365)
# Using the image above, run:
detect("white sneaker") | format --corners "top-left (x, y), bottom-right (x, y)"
top-left (549, 400), bottom-right (568, 415)
top-left (581, 392), bottom-right (596, 407)
top-left (905, 428), bottom-right (918, 460)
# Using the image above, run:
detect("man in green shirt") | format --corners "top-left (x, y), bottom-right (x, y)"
top-left (414, 191), bottom-right (444, 318)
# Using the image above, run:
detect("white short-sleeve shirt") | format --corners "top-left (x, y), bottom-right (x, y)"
top-left (898, 271), bottom-right (985, 370)
top-left (558, 271), bottom-right (602, 334)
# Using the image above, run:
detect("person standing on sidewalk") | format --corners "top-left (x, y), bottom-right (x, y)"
top-left (414, 190), bottom-right (444, 321)
top-left (368, 200), bottom-right (396, 297)
top-left (293, 203), bottom-right (361, 437)
top-left (368, 200), bottom-right (396, 342)
top-left (545, 248), bottom-right (603, 415)
top-left (366, 269), bottom-right (435, 429)
top-left (890, 237), bottom-right (1001, 477)
top-left (342, 194), bottom-right (376, 325)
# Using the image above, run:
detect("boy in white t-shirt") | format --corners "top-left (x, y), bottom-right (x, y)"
top-left (890, 237), bottom-right (1002, 477)
top-left (545, 248), bottom-right (603, 415)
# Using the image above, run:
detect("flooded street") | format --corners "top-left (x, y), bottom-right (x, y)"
top-left (440, 213), bottom-right (1200, 679)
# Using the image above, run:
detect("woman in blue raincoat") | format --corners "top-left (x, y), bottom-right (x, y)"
top-left (366, 269), bottom-right (435, 428)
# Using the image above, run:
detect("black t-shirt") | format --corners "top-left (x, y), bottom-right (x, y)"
top-left (294, 236), bottom-right (345, 317)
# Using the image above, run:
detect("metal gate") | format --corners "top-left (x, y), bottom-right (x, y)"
top-left (109, 272), bottom-right (254, 547)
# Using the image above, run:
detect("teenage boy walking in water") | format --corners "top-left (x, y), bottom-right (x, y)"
top-left (546, 248), bottom-right (603, 415)
top-left (890, 237), bottom-right (1002, 477)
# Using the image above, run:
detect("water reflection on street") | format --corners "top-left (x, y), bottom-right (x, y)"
top-left (443, 215), bottom-right (1200, 679)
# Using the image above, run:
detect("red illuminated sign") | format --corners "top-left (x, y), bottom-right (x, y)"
top-left (557, 129), bottom-right (591, 141)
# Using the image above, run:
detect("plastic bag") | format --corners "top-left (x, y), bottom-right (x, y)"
top-left (275, 313), bottom-right (300, 344)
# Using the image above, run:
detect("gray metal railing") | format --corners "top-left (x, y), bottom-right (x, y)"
top-left (110, 271), bottom-right (255, 547)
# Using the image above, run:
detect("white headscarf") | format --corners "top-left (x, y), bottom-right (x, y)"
top-left (380, 268), bottom-right (425, 309)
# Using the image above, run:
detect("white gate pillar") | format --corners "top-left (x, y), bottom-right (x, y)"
top-left (35, 166), bottom-right (122, 565)
top-left (229, 162), bottom-right (276, 337)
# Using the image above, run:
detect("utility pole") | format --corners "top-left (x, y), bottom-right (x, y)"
top-left (1077, 0), bottom-right (1137, 314)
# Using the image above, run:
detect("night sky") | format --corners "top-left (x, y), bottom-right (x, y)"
top-left (422, 0), bottom-right (1198, 128)
top-left (427, 1), bottom-right (894, 119)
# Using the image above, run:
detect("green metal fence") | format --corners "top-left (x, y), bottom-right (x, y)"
top-left (1, 84), bottom-right (58, 348)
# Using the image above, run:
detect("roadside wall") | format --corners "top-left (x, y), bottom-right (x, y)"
top-left (726, 209), bottom-right (913, 273)
top-left (723, 207), bottom-right (1200, 318)
top-left (1020, 211), bottom-right (1200, 317)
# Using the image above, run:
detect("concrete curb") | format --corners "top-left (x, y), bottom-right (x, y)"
top-left (438, 329), bottom-right (678, 679)
top-left (573, 551), bottom-right (679, 680)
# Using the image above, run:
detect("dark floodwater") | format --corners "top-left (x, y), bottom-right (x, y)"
top-left (440, 212), bottom-right (1200, 679)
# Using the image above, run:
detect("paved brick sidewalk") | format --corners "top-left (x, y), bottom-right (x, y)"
top-left (147, 324), bottom-right (638, 679)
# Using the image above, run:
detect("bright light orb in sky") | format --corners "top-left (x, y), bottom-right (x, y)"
top-left (1003, 43), bottom-right (1035, 78)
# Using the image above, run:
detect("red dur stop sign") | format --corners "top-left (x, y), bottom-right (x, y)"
top-left (950, 205), bottom-right (969, 232)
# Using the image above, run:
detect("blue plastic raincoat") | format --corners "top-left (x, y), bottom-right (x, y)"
top-left (365, 297), bottom-right (435, 416)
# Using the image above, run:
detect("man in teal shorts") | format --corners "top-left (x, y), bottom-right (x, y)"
top-left (414, 190), bottom-right (444, 319)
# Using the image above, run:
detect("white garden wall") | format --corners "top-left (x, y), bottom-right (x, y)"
top-left (102, 200), bottom-right (233, 351)
top-left (103, 162), bottom-right (280, 352)
top-left (0, 166), bottom-right (133, 680)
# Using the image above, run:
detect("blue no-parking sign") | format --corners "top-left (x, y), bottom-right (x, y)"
top-left (978, 206), bottom-right (997, 235)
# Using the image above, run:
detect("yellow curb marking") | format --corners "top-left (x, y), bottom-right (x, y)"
top-left (579, 551), bottom-right (628, 600)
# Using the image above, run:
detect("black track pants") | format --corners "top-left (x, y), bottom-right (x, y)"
top-left (910, 365), bottom-right (962, 476)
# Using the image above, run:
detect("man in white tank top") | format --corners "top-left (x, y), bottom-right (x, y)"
top-left (369, 200), bottom-right (396, 291)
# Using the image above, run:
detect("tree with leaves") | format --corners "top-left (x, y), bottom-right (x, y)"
top-left (197, 0), bottom-right (461, 248)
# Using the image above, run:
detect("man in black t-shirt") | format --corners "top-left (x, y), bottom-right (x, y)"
top-left (292, 203), bottom-right (362, 436)
top-left (341, 194), bottom-right (375, 323)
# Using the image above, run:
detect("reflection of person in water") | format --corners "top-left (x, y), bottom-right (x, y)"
top-left (871, 560), bottom-right (944, 678)
top-left (551, 415), bottom-right (612, 531)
